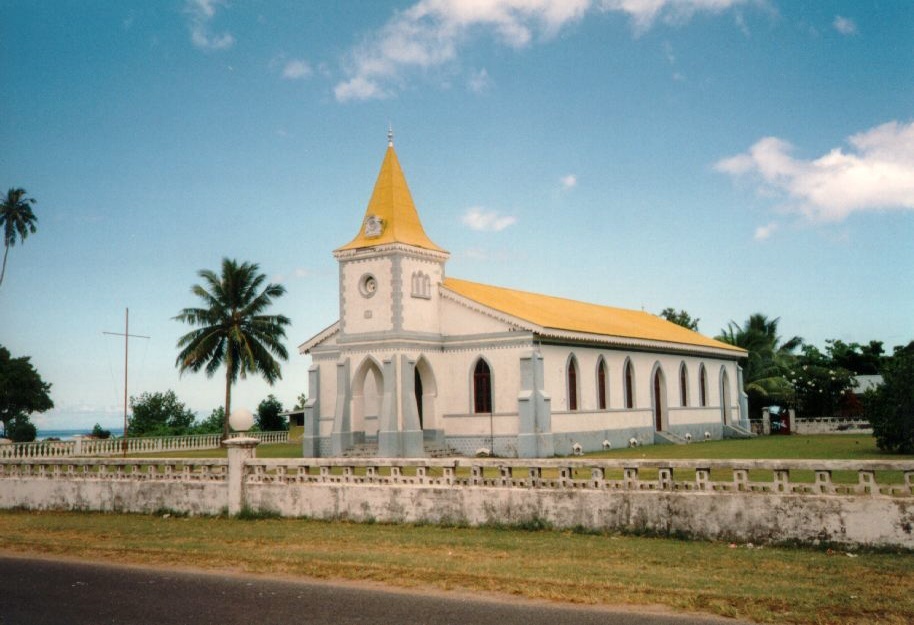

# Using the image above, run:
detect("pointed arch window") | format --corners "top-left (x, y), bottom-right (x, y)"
top-left (567, 356), bottom-right (579, 411)
top-left (473, 359), bottom-right (492, 414)
top-left (679, 362), bottom-right (689, 407)
top-left (699, 364), bottom-right (708, 407)
top-left (597, 358), bottom-right (607, 410)
top-left (624, 360), bottom-right (635, 409)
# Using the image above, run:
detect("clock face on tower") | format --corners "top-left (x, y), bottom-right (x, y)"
top-left (359, 274), bottom-right (378, 298)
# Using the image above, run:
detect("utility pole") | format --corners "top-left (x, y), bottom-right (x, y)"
top-left (103, 308), bottom-right (149, 456)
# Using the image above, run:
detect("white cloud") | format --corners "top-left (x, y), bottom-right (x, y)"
top-left (335, 0), bottom-right (590, 102)
top-left (468, 68), bottom-right (492, 93)
top-left (716, 120), bottom-right (914, 222)
top-left (753, 222), bottom-right (778, 241)
top-left (282, 59), bottom-right (312, 80)
top-left (599, 0), bottom-right (753, 34)
top-left (561, 174), bottom-right (578, 189)
top-left (462, 207), bottom-right (518, 231)
top-left (335, 0), bottom-right (759, 102)
top-left (334, 0), bottom-right (760, 101)
top-left (185, 0), bottom-right (235, 51)
top-left (833, 15), bottom-right (857, 36)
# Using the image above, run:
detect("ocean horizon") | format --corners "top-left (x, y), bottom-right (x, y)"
top-left (36, 427), bottom-right (126, 441)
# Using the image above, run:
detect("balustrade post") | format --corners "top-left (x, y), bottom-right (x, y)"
top-left (623, 467), bottom-right (638, 490)
top-left (733, 468), bottom-right (749, 492)
top-left (226, 436), bottom-right (260, 515)
top-left (527, 466), bottom-right (542, 488)
top-left (814, 470), bottom-right (835, 495)
top-left (659, 467), bottom-right (673, 490)
top-left (905, 471), bottom-right (914, 494)
top-left (773, 469), bottom-right (790, 493)
top-left (499, 465), bottom-right (512, 486)
top-left (857, 470), bottom-right (878, 496)
top-left (590, 467), bottom-right (605, 489)
top-left (558, 466), bottom-right (574, 488)
top-left (695, 468), bottom-right (710, 491)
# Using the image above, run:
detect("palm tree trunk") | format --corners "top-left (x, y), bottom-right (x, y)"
top-left (0, 243), bottom-right (9, 287)
top-left (223, 354), bottom-right (232, 444)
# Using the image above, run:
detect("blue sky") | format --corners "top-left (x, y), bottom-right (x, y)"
top-left (2, 1), bottom-right (912, 431)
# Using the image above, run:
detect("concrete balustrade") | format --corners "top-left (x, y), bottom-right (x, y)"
top-left (0, 431), bottom-right (289, 459)
top-left (2, 455), bottom-right (913, 548)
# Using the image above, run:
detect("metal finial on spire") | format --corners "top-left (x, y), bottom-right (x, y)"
top-left (387, 123), bottom-right (394, 147)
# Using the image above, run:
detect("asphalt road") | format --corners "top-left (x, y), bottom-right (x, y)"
top-left (1, 555), bottom-right (752, 625)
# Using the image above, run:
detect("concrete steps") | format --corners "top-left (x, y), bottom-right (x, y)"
top-left (723, 423), bottom-right (755, 439)
top-left (654, 431), bottom-right (687, 445)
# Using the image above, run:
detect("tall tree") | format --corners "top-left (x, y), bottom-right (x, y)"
top-left (0, 188), bottom-right (39, 288)
top-left (174, 258), bottom-right (290, 442)
top-left (128, 390), bottom-right (196, 437)
top-left (0, 345), bottom-right (53, 438)
top-left (717, 314), bottom-right (802, 416)
top-left (255, 394), bottom-right (287, 431)
top-left (659, 307), bottom-right (699, 331)
top-left (866, 341), bottom-right (914, 454)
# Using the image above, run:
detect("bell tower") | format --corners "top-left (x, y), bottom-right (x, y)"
top-left (333, 131), bottom-right (449, 341)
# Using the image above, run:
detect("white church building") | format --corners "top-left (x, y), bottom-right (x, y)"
top-left (299, 138), bottom-right (749, 458)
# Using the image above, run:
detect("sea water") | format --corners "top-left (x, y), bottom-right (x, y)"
top-left (35, 428), bottom-right (125, 441)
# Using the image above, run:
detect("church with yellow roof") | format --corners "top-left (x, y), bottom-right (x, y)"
top-left (299, 135), bottom-right (750, 458)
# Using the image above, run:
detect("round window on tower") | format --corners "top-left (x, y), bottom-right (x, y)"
top-left (359, 274), bottom-right (378, 298)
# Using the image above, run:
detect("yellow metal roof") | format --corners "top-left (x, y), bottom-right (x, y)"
top-left (443, 277), bottom-right (746, 354)
top-left (337, 145), bottom-right (446, 253)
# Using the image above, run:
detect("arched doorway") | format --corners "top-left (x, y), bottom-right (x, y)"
top-left (720, 367), bottom-right (732, 425)
top-left (652, 366), bottom-right (667, 431)
top-left (351, 357), bottom-right (383, 441)
top-left (414, 356), bottom-right (438, 440)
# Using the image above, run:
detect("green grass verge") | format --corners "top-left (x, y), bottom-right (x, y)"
top-left (1, 510), bottom-right (911, 625)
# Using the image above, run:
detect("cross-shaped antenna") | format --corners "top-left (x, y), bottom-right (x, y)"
top-left (103, 308), bottom-right (150, 456)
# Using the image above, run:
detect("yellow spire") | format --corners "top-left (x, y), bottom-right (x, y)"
top-left (336, 141), bottom-right (446, 253)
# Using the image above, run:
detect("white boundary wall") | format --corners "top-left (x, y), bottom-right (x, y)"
top-left (2, 450), bottom-right (913, 548)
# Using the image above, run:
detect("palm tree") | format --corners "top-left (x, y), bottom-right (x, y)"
top-left (174, 258), bottom-right (291, 442)
top-left (718, 313), bottom-right (803, 409)
top-left (0, 188), bottom-right (39, 288)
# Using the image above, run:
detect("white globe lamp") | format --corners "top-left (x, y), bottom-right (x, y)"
top-left (229, 408), bottom-right (254, 432)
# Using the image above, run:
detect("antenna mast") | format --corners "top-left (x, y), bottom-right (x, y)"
top-left (103, 308), bottom-right (150, 456)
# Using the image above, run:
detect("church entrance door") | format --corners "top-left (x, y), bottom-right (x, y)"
top-left (720, 369), bottom-right (731, 425)
top-left (652, 368), bottom-right (667, 432)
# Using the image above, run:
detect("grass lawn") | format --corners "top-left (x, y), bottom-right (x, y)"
top-left (1, 510), bottom-right (911, 625)
top-left (590, 434), bottom-right (907, 461)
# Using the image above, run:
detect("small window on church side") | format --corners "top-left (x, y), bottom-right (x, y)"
top-left (473, 359), bottom-right (492, 414)
top-left (699, 364), bottom-right (708, 407)
top-left (597, 359), bottom-right (607, 410)
top-left (411, 271), bottom-right (431, 299)
top-left (679, 362), bottom-right (689, 407)
top-left (567, 357), bottom-right (579, 411)
top-left (624, 360), bottom-right (635, 409)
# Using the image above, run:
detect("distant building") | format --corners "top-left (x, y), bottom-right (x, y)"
top-left (850, 374), bottom-right (883, 396)
top-left (299, 138), bottom-right (748, 457)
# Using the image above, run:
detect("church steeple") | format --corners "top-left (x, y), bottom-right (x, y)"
top-left (336, 138), bottom-right (446, 254)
